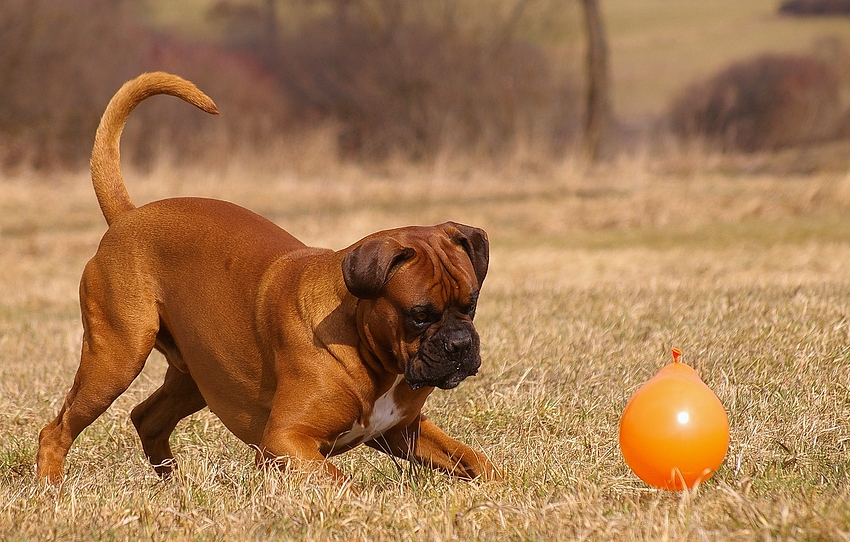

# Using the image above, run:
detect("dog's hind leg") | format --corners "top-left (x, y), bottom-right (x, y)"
top-left (36, 267), bottom-right (159, 484)
top-left (131, 363), bottom-right (206, 476)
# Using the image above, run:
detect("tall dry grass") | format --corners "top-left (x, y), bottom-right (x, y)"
top-left (2, 153), bottom-right (850, 539)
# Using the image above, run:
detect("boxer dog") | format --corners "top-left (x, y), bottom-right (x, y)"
top-left (36, 72), bottom-right (498, 484)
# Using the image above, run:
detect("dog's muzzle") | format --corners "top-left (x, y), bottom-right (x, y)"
top-left (405, 319), bottom-right (481, 390)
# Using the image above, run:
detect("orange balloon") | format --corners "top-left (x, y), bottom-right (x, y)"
top-left (619, 348), bottom-right (730, 490)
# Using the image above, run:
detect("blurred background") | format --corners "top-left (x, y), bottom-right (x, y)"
top-left (3, 0), bottom-right (850, 175)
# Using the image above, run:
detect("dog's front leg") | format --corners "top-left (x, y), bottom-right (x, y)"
top-left (256, 426), bottom-right (347, 482)
top-left (367, 415), bottom-right (501, 481)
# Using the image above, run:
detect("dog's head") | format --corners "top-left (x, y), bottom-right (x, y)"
top-left (342, 222), bottom-right (489, 390)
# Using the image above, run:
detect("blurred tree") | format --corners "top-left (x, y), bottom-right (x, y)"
top-left (581, 0), bottom-right (610, 162)
top-left (264, 0), bottom-right (279, 56)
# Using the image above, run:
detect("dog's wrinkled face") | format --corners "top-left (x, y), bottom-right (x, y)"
top-left (391, 259), bottom-right (482, 390)
top-left (342, 222), bottom-right (489, 390)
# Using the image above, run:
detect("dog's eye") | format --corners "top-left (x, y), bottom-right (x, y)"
top-left (464, 293), bottom-right (479, 318)
top-left (408, 307), bottom-right (438, 329)
top-left (410, 309), bottom-right (430, 325)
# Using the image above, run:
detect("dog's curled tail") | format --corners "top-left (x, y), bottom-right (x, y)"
top-left (91, 72), bottom-right (219, 225)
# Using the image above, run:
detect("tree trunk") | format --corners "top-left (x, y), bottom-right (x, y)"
top-left (581, 0), bottom-right (611, 162)
top-left (263, 0), bottom-right (279, 59)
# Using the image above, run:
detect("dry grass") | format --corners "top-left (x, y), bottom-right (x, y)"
top-left (3, 156), bottom-right (850, 539)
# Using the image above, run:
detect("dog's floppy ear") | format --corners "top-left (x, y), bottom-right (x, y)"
top-left (445, 222), bottom-right (489, 287)
top-left (343, 238), bottom-right (416, 299)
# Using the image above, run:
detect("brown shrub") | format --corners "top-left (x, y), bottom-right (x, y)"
top-left (0, 0), bottom-right (143, 169)
top-left (669, 54), bottom-right (843, 152)
top-left (0, 0), bottom-right (291, 172)
top-left (0, 1), bottom-right (580, 171)
top-left (779, 0), bottom-right (850, 15)
top-left (222, 6), bottom-right (581, 162)
top-left (124, 36), bottom-right (292, 170)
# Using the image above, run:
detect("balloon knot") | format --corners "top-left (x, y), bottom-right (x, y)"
top-left (672, 347), bottom-right (682, 364)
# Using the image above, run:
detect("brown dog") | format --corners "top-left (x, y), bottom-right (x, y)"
top-left (35, 72), bottom-right (498, 484)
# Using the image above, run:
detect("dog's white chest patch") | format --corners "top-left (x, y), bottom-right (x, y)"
top-left (335, 375), bottom-right (405, 448)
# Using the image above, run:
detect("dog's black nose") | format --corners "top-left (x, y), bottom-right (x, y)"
top-left (444, 336), bottom-right (471, 360)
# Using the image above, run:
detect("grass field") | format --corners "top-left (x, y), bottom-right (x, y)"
top-left (2, 156), bottom-right (850, 539)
